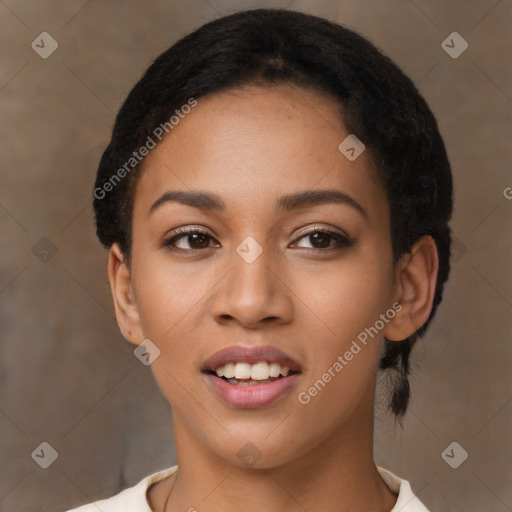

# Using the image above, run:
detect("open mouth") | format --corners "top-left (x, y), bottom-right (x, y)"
top-left (205, 361), bottom-right (300, 386)
top-left (201, 345), bottom-right (303, 408)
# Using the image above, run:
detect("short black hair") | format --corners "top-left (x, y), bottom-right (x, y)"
top-left (93, 8), bottom-right (453, 418)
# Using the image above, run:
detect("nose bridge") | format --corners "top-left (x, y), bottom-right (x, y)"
top-left (211, 235), bottom-right (292, 327)
top-left (231, 235), bottom-right (275, 307)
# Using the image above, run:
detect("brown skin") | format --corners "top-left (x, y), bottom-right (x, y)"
top-left (108, 84), bottom-right (439, 511)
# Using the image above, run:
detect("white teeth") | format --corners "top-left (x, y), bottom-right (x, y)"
top-left (234, 362), bottom-right (251, 379)
top-left (269, 363), bottom-right (281, 378)
top-left (251, 362), bottom-right (269, 380)
top-left (223, 362), bottom-right (235, 379)
top-left (214, 361), bottom-right (293, 381)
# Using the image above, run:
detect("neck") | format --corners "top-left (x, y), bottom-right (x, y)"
top-left (156, 409), bottom-right (397, 512)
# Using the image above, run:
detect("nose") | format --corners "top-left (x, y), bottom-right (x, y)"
top-left (210, 242), bottom-right (294, 329)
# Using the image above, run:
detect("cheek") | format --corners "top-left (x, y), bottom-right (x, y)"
top-left (132, 261), bottom-right (209, 405)
top-left (290, 249), bottom-right (393, 404)
top-left (293, 250), bottom-right (394, 345)
top-left (133, 256), bottom-right (212, 340)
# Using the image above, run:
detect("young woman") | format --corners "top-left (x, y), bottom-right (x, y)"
top-left (68, 8), bottom-right (453, 512)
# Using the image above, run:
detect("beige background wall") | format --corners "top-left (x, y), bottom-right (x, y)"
top-left (1, 1), bottom-right (510, 511)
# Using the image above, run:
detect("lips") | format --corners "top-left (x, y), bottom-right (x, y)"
top-left (202, 345), bottom-right (302, 373)
top-left (201, 345), bottom-right (302, 409)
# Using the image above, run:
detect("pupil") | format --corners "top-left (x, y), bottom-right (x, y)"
top-left (190, 233), bottom-right (209, 248)
top-left (311, 232), bottom-right (330, 248)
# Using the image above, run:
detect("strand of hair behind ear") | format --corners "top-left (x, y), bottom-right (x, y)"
top-left (379, 334), bottom-right (418, 418)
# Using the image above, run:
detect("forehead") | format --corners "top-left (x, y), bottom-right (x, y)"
top-left (133, 84), bottom-right (386, 222)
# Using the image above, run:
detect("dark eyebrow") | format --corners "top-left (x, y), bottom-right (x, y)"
top-left (149, 190), bottom-right (225, 215)
top-left (276, 189), bottom-right (367, 218)
top-left (149, 188), bottom-right (367, 218)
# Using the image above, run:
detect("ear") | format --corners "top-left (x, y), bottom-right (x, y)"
top-left (107, 243), bottom-right (144, 345)
top-left (384, 235), bottom-right (439, 342)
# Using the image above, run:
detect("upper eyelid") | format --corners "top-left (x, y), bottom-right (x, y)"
top-left (294, 224), bottom-right (351, 239)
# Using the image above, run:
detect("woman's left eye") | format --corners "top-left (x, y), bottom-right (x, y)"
top-left (293, 229), bottom-right (354, 250)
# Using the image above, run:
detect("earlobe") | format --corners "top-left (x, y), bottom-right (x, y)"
top-left (384, 236), bottom-right (439, 342)
top-left (107, 243), bottom-right (144, 345)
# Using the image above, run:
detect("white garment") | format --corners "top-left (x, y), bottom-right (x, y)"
top-left (66, 465), bottom-right (430, 512)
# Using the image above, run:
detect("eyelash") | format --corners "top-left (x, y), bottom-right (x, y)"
top-left (161, 225), bottom-right (354, 253)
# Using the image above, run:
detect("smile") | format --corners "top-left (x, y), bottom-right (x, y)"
top-left (214, 361), bottom-right (293, 384)
top-left (202, 346), bottom-right (302, 408)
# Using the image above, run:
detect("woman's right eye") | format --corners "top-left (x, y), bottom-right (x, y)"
top-left (163, 228), bottom-right (219, 251)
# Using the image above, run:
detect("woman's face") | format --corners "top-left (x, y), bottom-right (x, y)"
top-left (127, 84), bottom-right (399, 468)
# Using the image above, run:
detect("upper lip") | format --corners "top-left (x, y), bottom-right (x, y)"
top-left (202, 345), bottom-right (302, 373)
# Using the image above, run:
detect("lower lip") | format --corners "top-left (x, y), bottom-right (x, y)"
top-left (204, 373), bottom-right (300, 409)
